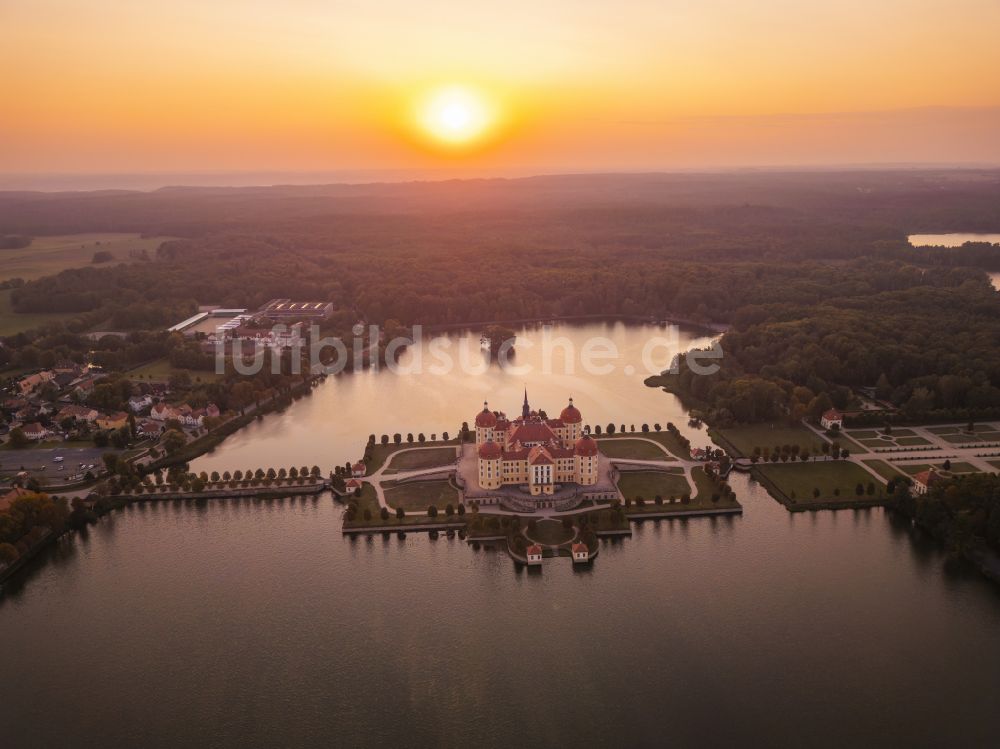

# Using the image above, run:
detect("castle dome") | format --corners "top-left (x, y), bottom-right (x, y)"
top-left (478, 440), bottom-right (502, 459)
top-left (574, 434), bottom-right (598, 457)
top-left (559, 398), bottom-right (582, 424)
top-left (475, 402), bottom-right (497, 428)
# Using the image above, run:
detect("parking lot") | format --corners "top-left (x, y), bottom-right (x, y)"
top-left (0, 445), bottom-right (116, 486)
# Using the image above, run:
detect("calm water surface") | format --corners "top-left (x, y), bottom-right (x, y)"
top-left (908, 232), bottom-right (1000, 248)
top-left (2, 323), bottom-right (999, 748)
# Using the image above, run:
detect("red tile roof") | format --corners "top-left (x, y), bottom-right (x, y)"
top-left (575, 434), bottom-right (599, 457)
top-left (507, 422), bottom-right (558, 445)
top-left (560, 401), bottom-right (582, 424)
top-left (528, 445), bottom-right (554, 465)
top-left (475, 407), bottom-right (497, 428)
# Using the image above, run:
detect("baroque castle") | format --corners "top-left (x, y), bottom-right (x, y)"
top-left (475, 392), bottom-right (600, 496)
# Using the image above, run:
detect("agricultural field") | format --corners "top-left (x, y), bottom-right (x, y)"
top-left (0, 233), bottom-right (173, 282)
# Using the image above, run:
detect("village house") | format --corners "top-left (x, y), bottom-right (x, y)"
top-left (68, 374), bottom-right (100, 399)
top-left (53, 360), bottom-right (84, 376)
top-left (22, 422), bottom-right (50, 441)
top-left (17, 371), bottom-right (55, 395)
top-left (345, 478), bottom-right (363, 492)
top-left (137, 420), bottom-right (163, 438)
top-left (352, 461), bottom-right (367, 477)
top-left (820, 408), bottom-right (844, 430)
top-left (571, 542), bottom-right (590, 563)
top-left (96, 411), bottom-right (129, 431)
top-left (57, 404), bottom-right (100, 424)
top-left (150, 402), bottom-right (220, 428)
top-left (128, 394), bottom-right (153, 413)
top-left (150, 402), bottom-right (172, 421)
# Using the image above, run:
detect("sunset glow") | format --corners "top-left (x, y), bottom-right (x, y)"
top-left (417, 86), bottom-right (496, 147)
top-left (2, 0), bottom-right (1000, 176)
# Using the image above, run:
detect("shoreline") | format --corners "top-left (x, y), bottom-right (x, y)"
top-left (422, 313), bottom-right (728, 335)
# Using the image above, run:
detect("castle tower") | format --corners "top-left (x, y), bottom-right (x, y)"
top-left (475, 400), bottom-right (497, 444)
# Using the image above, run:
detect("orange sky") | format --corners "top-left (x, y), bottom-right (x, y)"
top-left (3, 0), bottom-right (1000, 176)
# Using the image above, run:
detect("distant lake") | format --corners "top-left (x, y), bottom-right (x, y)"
top-left (908, 233), bottom-right (1000, 247)
top-left (907, 234), bottom-right (1000, 291)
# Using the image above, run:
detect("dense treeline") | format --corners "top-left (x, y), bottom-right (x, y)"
top-left (887, 473), bottom-right (1000, 559)
top-left (654, 264), bottom-right (1000, 423)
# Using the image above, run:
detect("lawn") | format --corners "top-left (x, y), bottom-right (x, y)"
top-left (342, 483), bottom-right (461, 529)
top-left (712, 424), bottom-right (831, 458)
top-left (384, 446), bottom-right (458, 473)
top-left (896, 461), bottom-right (980, 476)
top-left (989, 460), bottom-right (1000, 471)
top-left (856, 437), bottom-right (891, 448)
top-left (895, 436), bottom-right (931, 446)
top-left (383, 478), bottom-right (460, 512)
top-left (604, 429), bottom-right (689, 458)
top-left (847, 430), bottom-right (879, 439)
top-left (0, 233), bottom-right (174, 282)
top-left (367, 439), bottom-right (461, 472)
top-left (128, 358), bottom-right (222, 383)
top-left (625, 466), bottom-right (741, 514)
top-left (597, 437), bottom-right (672, 460)
top-left (862, 459), bottom-right (907, 481)
top-left (755, 461), bottom-right (884, 505)
top-left (0, 288), bottom-right (82, 336)
top-left (940, 431), bottom-right (1000, 444)
top-left (616, 469), bottom-right (690, 501)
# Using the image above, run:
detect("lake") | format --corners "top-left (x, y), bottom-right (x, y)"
top-left (189, 321), bottom-right (715, 474)
top-left (908, 234), bottom-right (1000, 291)
top-left (908, 233), bottom-right (1000, 248)
top-left (2, 322), bottom-right (999, 747)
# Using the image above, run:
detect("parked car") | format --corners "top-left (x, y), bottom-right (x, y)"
top-left (53, 456), bottom-right (64, 462)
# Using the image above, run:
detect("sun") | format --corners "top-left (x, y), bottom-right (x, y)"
top-left (417, 85), bottom-right (496, 147)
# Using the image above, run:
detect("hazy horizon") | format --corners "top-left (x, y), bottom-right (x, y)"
top-left (5, 0), bottom-right (1000, 178)
top-left (3, 154), bottom-right (1000, 193)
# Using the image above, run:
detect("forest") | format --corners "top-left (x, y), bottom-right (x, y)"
top-left (2, 170), bottom-right (1000, 422)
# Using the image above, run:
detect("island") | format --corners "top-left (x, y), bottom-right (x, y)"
top-left (338, 393), bottom-right (741, 565)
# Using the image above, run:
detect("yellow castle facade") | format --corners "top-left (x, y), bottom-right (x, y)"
top-left (474, 392), bottom-right (600, 496)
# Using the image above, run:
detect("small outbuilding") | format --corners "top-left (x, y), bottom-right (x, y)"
top-left (912, 469), bottom-right (941, 496)
top-left (571, 542), bottom-right (590, 563)
top-left (526, 544), bottom-right (543, 565)
top-left (820, 408), bottom-right (844, 430)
